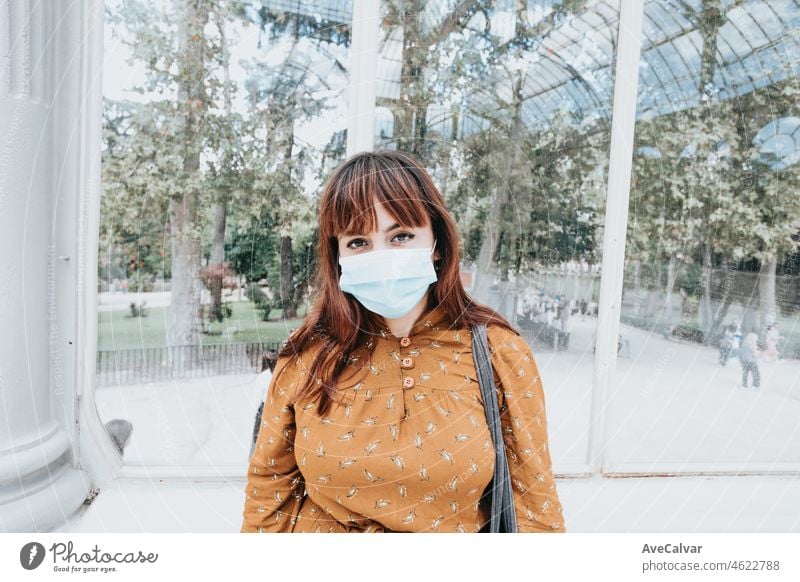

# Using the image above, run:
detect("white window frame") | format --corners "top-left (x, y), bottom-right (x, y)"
top-left (75, 0), bottom-right (799, 484)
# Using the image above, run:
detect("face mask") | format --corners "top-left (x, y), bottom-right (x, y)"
top-left (338, 240), bottom-right (438, 319)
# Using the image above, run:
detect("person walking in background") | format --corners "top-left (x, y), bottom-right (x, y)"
top-left (763, 323), bottom-right (782, 362)
top-left (738, 332), bottom-right (761, 390)
top-left (718, 322), bottom-right (735, 366)
top-left (772, 322), bottom-right (783, 360)
top-left (559, 296), bottom-right (571, 333)
top-left (732, 323), bottom-right (743, 358)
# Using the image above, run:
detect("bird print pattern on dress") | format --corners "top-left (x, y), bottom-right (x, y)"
top-left (241, 303), bottom-right (566, 533)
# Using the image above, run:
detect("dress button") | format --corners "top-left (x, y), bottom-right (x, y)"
top-left (402, 376), bottom-right (415, 389)
top-left (401, 357), bottom-right (414, 369)
top-left (400, 336), bottom-right (411, 347)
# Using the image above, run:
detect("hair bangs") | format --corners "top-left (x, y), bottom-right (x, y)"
top-left (372, 157), bottom-right (431, 229)
top-left (322, 156), bottom-right (431, 238)
top-left (330, 185), bottom-right (378, 238)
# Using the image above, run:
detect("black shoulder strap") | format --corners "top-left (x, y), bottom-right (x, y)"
top-left (471, 323), bottom-right (518, 533)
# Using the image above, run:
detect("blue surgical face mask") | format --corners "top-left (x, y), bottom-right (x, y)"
top-left (338, 240), bottom-right (438, 319)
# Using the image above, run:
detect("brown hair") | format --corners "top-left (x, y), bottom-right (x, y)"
top-left (274, 149), bottom-right (516, 415)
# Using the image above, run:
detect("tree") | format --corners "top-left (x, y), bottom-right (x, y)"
top-left (103, 0), bottom-right (237, 363)
top-left (380, 1), bottom-right (601, 309)
top-left (740, 82), bottom-right (800, 336)
top-left (167, 0), bottom-right (211, 357)
top-left (204, 5), bottom-right (240, 323)
top-left (236, 4), bottom-right (348, 317)
top-left (101, 99), bottom-right (173, 292)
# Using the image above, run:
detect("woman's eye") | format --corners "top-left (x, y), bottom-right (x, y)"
top-left (345, 232), bottom-right (414, 249)
top-left (346, 238), bottom-right (368, 249)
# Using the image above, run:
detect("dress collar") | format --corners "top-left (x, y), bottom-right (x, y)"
top-left (375, 302), bottom-right (451, 339)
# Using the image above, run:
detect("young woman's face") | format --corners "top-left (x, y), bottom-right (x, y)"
top-left (338, 198), bottom-right (441, 261)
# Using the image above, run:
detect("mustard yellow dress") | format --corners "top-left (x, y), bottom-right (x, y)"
top-left (240, 303), bottom-right (566, 533)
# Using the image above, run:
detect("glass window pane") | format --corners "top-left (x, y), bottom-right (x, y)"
top-left (375, 0), bottom-right (621, 473)
top-left (99, 0), bottom-right (351, 468)
top-left (610, 0), bottom-right (800, 470)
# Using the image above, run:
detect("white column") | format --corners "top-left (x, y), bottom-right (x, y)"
top-left (346, 0), bottom-right (379, 156)
top-left (588, 0), bottom-right (644, 475)
top-left (0, 0), bottom-right (103, 532)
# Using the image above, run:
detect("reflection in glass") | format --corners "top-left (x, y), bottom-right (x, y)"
top-left (375, 0), bottom-right (622, 471)
top-left (614, 0), bottom-right (800, 469)
top-left (98, 0), bottom-right (351, 467)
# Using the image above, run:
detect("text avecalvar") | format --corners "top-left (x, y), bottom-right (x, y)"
top-left (642, 544), bottom-right (702, 554)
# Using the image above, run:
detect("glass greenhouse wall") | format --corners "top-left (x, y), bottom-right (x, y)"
top-left (96, 0), bottom-right (800, 477)
top-left (614, 0), bottom-right (800, 472)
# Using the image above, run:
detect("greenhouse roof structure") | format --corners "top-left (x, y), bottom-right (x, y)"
top-left (371, 0), bottom-right (800, 135)
top-left (255, 0), bottom-right (798, 159)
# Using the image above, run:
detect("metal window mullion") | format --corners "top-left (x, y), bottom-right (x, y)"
top-left (346, 0), bottom-right (379, 156)
top-left (589, 0), bottom-right (644, 476)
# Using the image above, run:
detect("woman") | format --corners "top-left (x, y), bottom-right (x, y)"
top-left (240, 150), bottom-right (566, 533)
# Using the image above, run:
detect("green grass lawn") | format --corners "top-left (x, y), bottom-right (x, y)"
top-left (97, 300), bottom-right (309, 350)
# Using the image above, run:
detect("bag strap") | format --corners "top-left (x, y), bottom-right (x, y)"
top-left (471, 323), bottom-right (518, 533)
